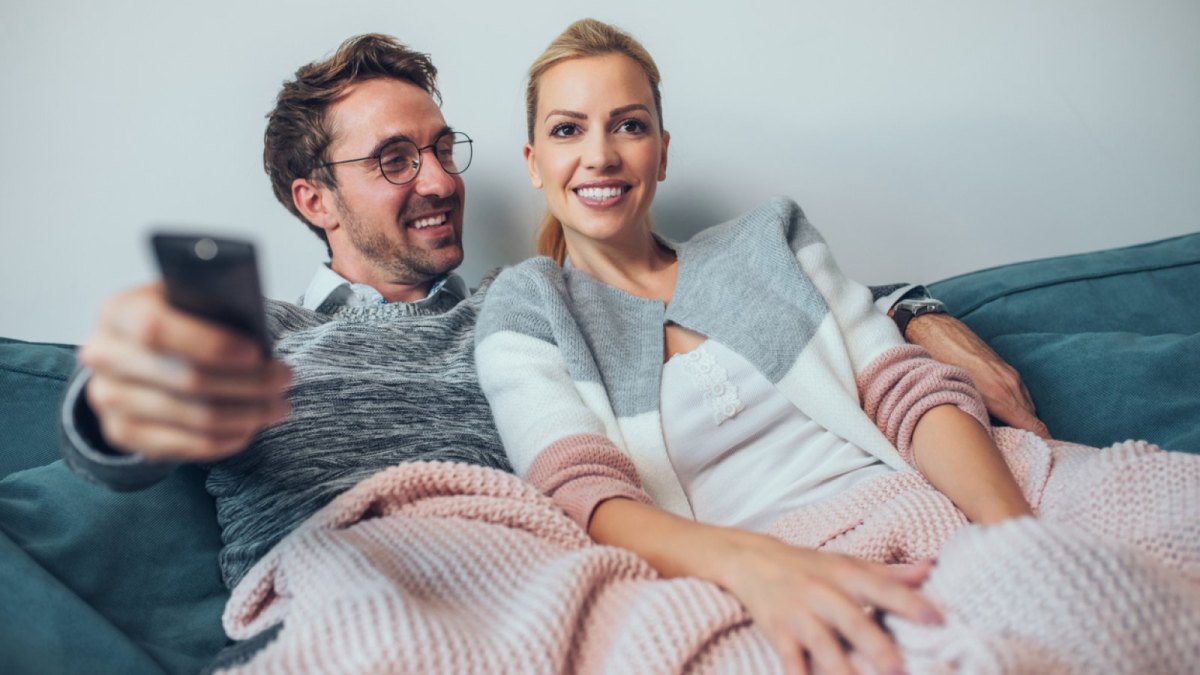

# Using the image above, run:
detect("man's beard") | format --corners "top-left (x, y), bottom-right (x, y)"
top-left (339, 195), bottom-right (463, 283)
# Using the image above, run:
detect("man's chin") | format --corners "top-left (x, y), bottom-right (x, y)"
top-left (421, 244), bottom-right (464, 277)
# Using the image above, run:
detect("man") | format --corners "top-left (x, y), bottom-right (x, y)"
top-left (61, 33), bottom-right (1046, 592)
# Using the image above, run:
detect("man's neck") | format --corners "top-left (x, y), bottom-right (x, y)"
top-left (329, 260), bottom-right (436, 303)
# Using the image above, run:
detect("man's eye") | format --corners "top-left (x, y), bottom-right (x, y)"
top-left (381, 153), bottom-right (412, 168)
top-left (550, 123), bottom-right (579, 138)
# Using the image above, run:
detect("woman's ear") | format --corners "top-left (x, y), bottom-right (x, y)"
top-left (657, 130), bottom-right (670, 182)
top-left (524, 143), bottom-right (544, 189)
top-left (292, 178), bottom-right (338, 233)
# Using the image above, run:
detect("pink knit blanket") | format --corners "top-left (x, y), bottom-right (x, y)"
top-left (220, 429), bottom-right (1200, 674)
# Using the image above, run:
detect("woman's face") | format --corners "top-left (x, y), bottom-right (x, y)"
top-left (525, 53), bottom-right (669, 249)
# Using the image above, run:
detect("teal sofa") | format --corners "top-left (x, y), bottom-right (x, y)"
top-left (2, 233), bottom-right (1197, 674)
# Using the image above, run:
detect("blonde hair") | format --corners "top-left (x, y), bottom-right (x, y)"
top-left (525, 19), bottom-right (664, 264)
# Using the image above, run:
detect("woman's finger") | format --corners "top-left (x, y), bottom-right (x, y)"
top-left (764, 628), bottom-right (808, 675)
top-left (790, 608), bottom-right (855, 675)
top-left (812, 583), bottom-right (907, 675)
top-left (876, 559), bottom-right (935, 586)
top-left (850, 560), bottom-right (943, 627)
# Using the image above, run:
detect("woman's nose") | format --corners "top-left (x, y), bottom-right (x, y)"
top-left (582, 133), bottom-right (620, 171)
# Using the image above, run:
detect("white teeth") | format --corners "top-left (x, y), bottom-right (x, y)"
top-left (411, 213), bottom-right (447, 229)
top-left (575, 186), bottom-right (625, 200)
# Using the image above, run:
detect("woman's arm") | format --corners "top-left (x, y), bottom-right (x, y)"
top-left (776, 200), bottom-right (1032, 524)
top-left (911, 405), bottom-right (1032, 524)
top-left (590, 497), bottom-right (942, 675)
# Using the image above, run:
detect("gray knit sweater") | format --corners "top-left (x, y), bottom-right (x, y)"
top-left (60, 275), bottom-right (510, 588)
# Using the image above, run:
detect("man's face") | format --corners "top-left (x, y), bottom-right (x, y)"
top-left (321, 78), bottom-right (466, 290)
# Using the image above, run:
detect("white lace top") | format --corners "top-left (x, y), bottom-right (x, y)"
top-left (660, 339), bottom-right (893, 532)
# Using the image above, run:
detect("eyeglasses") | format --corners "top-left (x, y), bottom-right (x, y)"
top-left (321, 130), bottom-right (473, 185)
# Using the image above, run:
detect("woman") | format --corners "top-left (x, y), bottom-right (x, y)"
top-left (476, 19), bottom-right (1199, 675)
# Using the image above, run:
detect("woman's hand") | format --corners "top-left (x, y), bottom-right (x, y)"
top-left (589, 499), bottom-right (940, 675)
top-left (718, 532), bottom-right (939, 675)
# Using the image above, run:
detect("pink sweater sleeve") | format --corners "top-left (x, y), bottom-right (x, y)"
top-left (857, 344), bottom-right (991, 465)
top-left (525, 433), bottom-right (655, 530)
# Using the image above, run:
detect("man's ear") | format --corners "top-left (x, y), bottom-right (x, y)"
top-left (523, 143), bottom-right (543, 189)
top-left (292, 178), bottom-right (338, 232)
top-left (657, 130), bottom-right (670, 182)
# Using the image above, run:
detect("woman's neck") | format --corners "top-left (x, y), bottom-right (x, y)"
top-left (564, 229), bottom-right (677, 303)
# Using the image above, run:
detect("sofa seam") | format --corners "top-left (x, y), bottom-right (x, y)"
top-left (954, 259), bottom-right (1200, 320)
top-left (0, 364), bottom-right (71, 382)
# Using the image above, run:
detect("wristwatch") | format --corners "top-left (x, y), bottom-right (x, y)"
top-left (891, 296), bottom-right (947, 338)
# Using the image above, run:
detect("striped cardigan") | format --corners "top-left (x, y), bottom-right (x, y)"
top-left (476, 197), bottom-right (987, 529)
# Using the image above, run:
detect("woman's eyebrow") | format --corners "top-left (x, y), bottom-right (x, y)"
top-left (544, 109), bottom-right (586, 123)
top-left (608, 103), bottom-right (650, 118)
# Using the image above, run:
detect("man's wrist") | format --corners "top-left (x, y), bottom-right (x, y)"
top-left (891, 288), bottom-right (947, 338)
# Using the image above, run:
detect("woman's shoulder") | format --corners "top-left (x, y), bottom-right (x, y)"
top-left (476, 256), bottom-right (571, 341)
top-left (488, 256), bottom-right (570, 301)
top-left (686, 196), bottom-right (824, 255)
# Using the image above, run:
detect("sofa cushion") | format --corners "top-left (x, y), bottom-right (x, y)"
top-left (989, 332), bottom-right (1200, 452)
top-left (930, 233), bottom-right (1200, 340)
top-left (0, 462), bottom-right (228, 675)
top-left (931, 232), bottom-right (1200, 453)
top-left (0, 338), bottom-right (77, 479)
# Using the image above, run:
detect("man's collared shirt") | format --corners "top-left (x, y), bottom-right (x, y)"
top-left (298, 263), bottom-right (469, 313)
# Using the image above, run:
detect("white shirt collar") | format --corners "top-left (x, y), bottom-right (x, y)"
top-left (298, 263), bottom-right (467, 312)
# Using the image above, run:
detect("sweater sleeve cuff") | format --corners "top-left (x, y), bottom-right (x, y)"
top-left (59, 367), bottom-right (178, 491)
top-left (524, 434), bottom-right (654, 530)
top-left (872, 283), bottom-right (923, 313)
top-left (857, 344), bottom-right (991, 465)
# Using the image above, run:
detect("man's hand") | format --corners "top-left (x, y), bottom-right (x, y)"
top-left (905, 313), bottom-right (1051, 438)
top-left (78, 282), bottom-right (292, 463)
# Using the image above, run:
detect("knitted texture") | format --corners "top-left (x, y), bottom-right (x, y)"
top-left (219, 460), bottom-right (776, 674)
top-left (477, 198), bottom-right (977, 524)
top-left (768, 428), bottom-right (1200, 673)
top-left (219, 430), bottom-right (1200, 674)
top-left (857, 343), bottom-right (991, 463)
top-left (525, 433), bottom-right (655, 529)
top-left (62, 278), bottom-right (512, 588)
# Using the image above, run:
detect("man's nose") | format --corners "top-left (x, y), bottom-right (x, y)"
top-left (413, 148), bottom-right (457, 197)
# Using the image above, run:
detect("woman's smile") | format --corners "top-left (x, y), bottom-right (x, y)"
top-left (525, 52), bottom-right (669, 247)
top-left (572, 180), bottom-right (632, 208)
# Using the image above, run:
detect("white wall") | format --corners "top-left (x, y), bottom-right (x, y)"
top-left (2, 0), bottom-right (1197, 344)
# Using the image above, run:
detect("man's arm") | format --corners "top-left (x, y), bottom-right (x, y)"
top-left (871, 284), bottom-right (1050, 438)
top-left (60, 283), bottom-right (292, 489)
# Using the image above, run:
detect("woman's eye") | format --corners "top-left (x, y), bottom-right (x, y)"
top-left (550, 123), bottom-right (579, 138)
top-left (616, 119), bottom-right (647, 134)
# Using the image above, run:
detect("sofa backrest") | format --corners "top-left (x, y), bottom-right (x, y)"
top-left (0, 338), bottom-right (77, 479)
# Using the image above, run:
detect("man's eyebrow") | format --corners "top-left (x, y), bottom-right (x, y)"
top-left (608, 103), bottom-right (651, 118)
top-left (543, 109), bottom-right (586, 123)
top-left (366, 126), bottom-right (453, 156)
top-left (367, 134), bottom-right (413, 157)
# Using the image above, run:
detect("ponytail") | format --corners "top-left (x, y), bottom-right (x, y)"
top-left (535, 211), bottom-right (568, 265)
